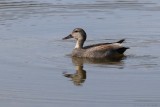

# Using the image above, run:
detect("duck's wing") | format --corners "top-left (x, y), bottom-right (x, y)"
top-left (86, 43), bottom-right (122, 52)
top-left (83, 43), bottom-right (111, 49)
top-left (83, 39), bottom-right (126, 49)
top-left (84, 43), bottom-right (129, 56)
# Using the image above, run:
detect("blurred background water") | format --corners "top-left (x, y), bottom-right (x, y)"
top-left (0, 0), bottom-right (160, 107)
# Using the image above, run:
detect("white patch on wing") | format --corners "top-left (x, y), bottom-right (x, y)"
top-left (104, 51), bottom-right (111, 56)
top-left (113, 43), bottom-right (123, 46)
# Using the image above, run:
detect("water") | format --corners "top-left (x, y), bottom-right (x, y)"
top-left (0, 0), bottom-right (160, 107)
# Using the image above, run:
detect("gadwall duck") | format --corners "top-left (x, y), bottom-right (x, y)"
top-left (63, 28), bottom-right (129, 59)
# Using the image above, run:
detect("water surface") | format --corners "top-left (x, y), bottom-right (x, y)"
top-left (0, 0), bottom-right (160, 107)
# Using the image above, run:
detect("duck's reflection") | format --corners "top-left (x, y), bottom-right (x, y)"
top-left (63, 56), bottom-right (124, 86)
top-left (63, 65), bottom-right (86, 86)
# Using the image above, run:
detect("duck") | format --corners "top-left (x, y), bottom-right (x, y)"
top-left (63, 28), bottom-right (129, 59)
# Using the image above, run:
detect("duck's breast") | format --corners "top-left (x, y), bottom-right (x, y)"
top-left (72, 48), bottom-right (85, 57)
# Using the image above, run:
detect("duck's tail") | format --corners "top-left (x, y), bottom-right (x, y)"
top-left (116, 39), bottom-right (125, 44)
top-left (116, 47), bottom-right (129, 54)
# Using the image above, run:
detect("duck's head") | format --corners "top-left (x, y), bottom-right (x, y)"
top-left (63, 28), bottom-right (87, 41)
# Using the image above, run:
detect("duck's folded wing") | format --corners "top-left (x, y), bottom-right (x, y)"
top-left (86, 43), bottom-right (123, 52)
top-left (83, 43), bottom-right (111, 49)
top-left (83, 43), bottom-right (128, 57)
top-left (83, 39), bottom-right (125, 49)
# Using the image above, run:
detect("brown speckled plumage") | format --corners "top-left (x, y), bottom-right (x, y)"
top-left (63, 28), bottom-right (129, 59)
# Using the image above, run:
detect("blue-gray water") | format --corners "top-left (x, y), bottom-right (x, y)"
top-left (0, 0), bottom-right (160, 107)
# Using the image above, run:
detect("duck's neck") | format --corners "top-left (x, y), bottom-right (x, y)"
top-left (75, 40), bottom-right (84, 49)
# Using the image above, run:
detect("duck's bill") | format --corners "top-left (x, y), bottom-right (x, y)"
top-left (62, 34), bottom-right (73, 40)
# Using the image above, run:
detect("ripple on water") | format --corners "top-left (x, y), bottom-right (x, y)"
top-left (0, 0), bottom-right (160, 23)
top-left (126, 54), bottom-right (159, 70)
